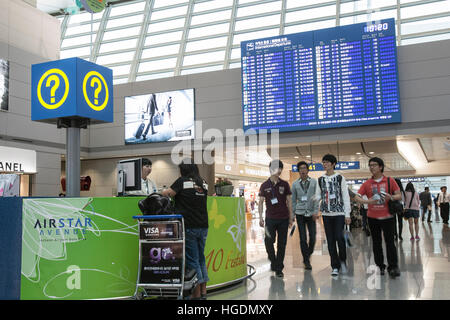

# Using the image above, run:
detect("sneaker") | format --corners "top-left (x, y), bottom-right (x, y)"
top-left (410, 236), bottom-right (414, 241)
top-left (388, 267), bottom-right (401, 278)
top-left (379, 266), bottom-right (386, 276)
top-left (415, 235), bottom-right (420, 241)
top-left (275, 271), bottom-right (284, 278)
top-left (340, 262), bottom-right (348, 274)
top-left (304, 261), bottom-right (312, 270)
top-left (331, 268), bottom-right (339, 277)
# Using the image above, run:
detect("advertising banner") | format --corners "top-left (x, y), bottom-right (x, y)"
top-left (20, 196), bottom-right (247, 299)
top-left (20, 197), bottom-right (142, 300)
top-left (139, 242), bottom-right (183, 285)
top-left (139, 221), bottom-right (180, 240)
top-left (204, 197), bottom-right (247, 287)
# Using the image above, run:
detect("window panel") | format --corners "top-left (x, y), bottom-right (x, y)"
top-left (340, 9), bottom-right (397, 26)
top-left (148, 18), bottom-right (185, 33)
top-left (109, 1), bottom-right (146, 17)
top-left (230, 47), bottom-right (241, 59)
top-left (61, 35), bottom-right (95, 48)
top-left (229, 62), bottom-right (242, 69)
top-left (151, 6), bottom-right (188, 21)
top-left (113, 78), bottom-right (129, 85)
top-left (141, 44), bottom-right (181, 59)
top-left (235, 14), bottom-right (280, 31)
top-left (108, 64), bottom-right (131, 76)
top-left (286, 0), bottom-right (334, 10)
top-left (402, 16), bottom-right (450, 35)
top-left (154, 0), bottom-right (188, 8)
top-left (284, 19), bottom-right (335, 34)
top-left (103, 26), bottom-right (141, 41)
top-left (65, 22), bottom-right (100, 36)
top-left (99, 39), bottom-right (138, 53)
top-left (285, 5), bottom-right (336, 23)
top-left (191, 10), bottom-right (232, 26)
top-left (193, 0), bottom-right (233, 13)
top-left (188, 23), bottom-right (230, 39)
top-left (401, 32), bottom-right (450, 45)
top-left (136, 72), bottom-right (176, 81)
top-left (68, 11), bottom-right (103, 24)
top-left (139, 58), bottom-right (178, 72)
top-left (96, 51), bottom-right (136, 65)
top-left (106, 14), bottom-right (144, 29)
top-left (60, 46), bottom-right (91, 59)
top-left (401, 1), bottom-right (450, 19)
top-left (185, 36), bottom-right (228, 52)
top-left (145, 31), bottom-right (183, 45)
top-left (237, 1), bottom-right (282, 17)
top-left (181, 65), bottom-right (223, 75)
top-left (340, 0), bottom-right (396, 14)
top-left (233, 28), bottom-right (280, 45)
top-left (183, 51), bottom-right (226, 66)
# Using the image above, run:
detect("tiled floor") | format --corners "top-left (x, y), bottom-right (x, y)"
top-left (209, 211), bottom-right (450, 300)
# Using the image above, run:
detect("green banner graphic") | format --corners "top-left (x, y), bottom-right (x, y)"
top-left (21, 197), bottom-right (141, 300)
top-left (204, 197), bottom-right (247, 287)
top-left (20, 196), bottom-right (247, 299)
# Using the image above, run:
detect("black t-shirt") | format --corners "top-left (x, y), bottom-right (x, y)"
top-left (170, 177), bottom-right (209, 229)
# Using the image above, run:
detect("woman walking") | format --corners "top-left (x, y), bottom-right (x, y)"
top-left (403, 182), bottom-right (421, 241)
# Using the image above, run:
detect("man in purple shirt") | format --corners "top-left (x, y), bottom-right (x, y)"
top-left (258, 160), bottom-right (294, 278)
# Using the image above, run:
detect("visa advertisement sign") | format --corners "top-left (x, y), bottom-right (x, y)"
top-left (31, 57), bottom-right (113, 123)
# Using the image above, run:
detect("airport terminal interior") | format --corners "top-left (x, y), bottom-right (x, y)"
top-left (0, 0), bottom-right (449, 301)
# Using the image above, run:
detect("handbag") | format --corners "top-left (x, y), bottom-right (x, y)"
top-left (387, 177), bottom-right (403, 215)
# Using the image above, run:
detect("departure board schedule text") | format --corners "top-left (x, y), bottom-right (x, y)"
top-left (241, 19), bottom-right (401, 133)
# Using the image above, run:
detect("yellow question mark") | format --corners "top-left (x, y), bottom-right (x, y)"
top-left (90, 77), bottom-right (102, 105)
top-left (45, 74), bottom-right (60, 104)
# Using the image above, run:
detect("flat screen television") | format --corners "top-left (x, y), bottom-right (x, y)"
top-left (241, 18), bottom-right (401, 133)
top-left (125, 88), bottom-right (195, 144)
top-left (0, 58), bottom-right (9, 111)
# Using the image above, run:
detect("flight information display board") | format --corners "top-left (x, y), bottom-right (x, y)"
top-left (241, 19), bottom-right (401, 133)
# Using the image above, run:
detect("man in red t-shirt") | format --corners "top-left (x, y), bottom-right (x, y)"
top-left (354, 157), bottom-right (402, 278)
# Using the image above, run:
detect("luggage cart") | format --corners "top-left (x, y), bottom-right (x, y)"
top-left (132, 214), bottom-right (198, 299)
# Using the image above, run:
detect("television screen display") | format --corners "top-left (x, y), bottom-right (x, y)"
top-left (0, 58), bottom-right (9, 111)
top-left (241, 18), bottom-right (401, 133)
top-left (125, 89), bottom-right (195, 144)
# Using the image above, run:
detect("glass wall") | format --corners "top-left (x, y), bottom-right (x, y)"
top-left (58, 0), bottom-right (450, 83)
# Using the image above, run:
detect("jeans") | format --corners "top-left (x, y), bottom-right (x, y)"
top-left (360, 207), bottom-right (368, 229)
top-left (322, 215), bottom-right (346, 270)
top-left (185, 228), bottom-right (209, 284)
top-left (368, 217), bottom-right (398, 270)
top-left (421, 206), bottom-right (431, 221)
top-left (440, 203), bottom-right (449, 224)
top-left (264, 218), bottom-right (289, 272)
top-left (295, 215), bottom-right (316, 263)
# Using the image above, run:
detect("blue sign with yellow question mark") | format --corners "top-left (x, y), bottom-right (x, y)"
top-left (32, 57), bottom-right (113, 123)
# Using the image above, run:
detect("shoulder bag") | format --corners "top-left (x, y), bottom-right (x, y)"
top-left (387, 177), bottom-right (403, 216)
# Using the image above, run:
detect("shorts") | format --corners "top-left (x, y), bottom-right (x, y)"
top-left (404, 209), bottom-right (420, 219)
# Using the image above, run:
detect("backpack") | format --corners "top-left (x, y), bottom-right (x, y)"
top-left (138, 193), bottom-right (176, 215)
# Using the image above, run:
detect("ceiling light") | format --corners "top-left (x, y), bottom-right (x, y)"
top-left (396, 139), bottom-right (428, 169)
top-left (356, 152), bottom-right (361, 155)
top-left (369, 151), bottom-right (375, 154)
top-left (294, 156), bottom-right (299, 159)
top-left (306, 155), bottom-right (311, 158)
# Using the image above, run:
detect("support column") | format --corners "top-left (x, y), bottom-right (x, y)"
top-left (58, 118), bottom-right (88, 197)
